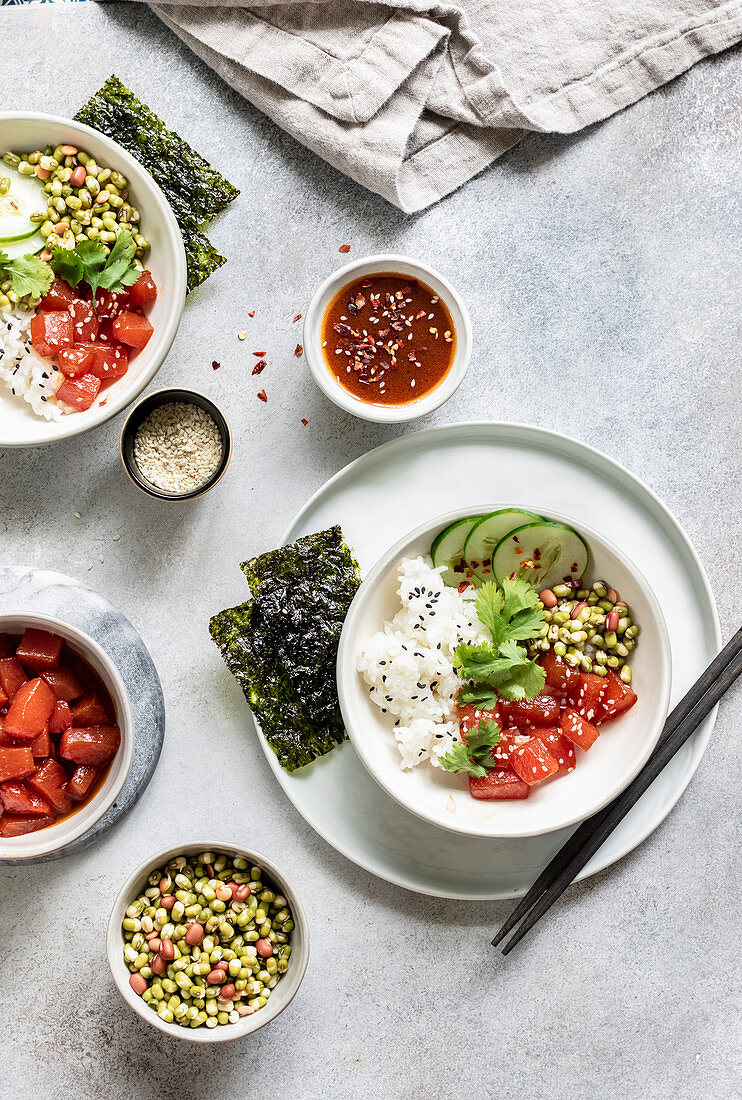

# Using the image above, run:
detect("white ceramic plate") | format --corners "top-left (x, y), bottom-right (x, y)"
top-left (260, 422), bottom-right (718, 899)
top-left (0, 114), bottom-right (187, 447)
top-left (337, 507), bottom-right (671, 838)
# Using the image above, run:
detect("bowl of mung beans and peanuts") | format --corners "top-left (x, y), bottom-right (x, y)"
top-left (0, 114), bottom-right (186, 447)
top-left (107, 843), bottom-right (309, 1041)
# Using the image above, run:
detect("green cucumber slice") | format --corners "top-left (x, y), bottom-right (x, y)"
top-left (0, 231), bottom-right (44, 262)
top-left (0, 170), bottom-right (45, 241)
top-left (431, 515), bottom-right (482, 587)
top-left (492, 521), bottom-right (589, 590)
top-left (463, 509), bottom-right (542, 583)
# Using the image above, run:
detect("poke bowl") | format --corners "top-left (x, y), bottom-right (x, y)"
top-left (0, 113), bottom-right (187, 447)
top-left (337, 506), bottom-right (671, 839)
top-left (107, 842), bottom-right (310, 1042)
top-left (0, 611), bottom-right (134, 859)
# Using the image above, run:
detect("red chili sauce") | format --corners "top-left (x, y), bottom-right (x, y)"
top-left (321, 273), bottom-right (456, 406)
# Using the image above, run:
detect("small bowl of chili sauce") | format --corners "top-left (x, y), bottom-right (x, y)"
top-left (304, 255), bottom-right (472, 422)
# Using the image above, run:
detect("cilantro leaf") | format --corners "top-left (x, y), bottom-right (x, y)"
top-left (458, 684), bottom-right (501, 709)
top-left (439, 718), bottom-right (502, 778)
top-left (454, 641), bottom-right (527, 683)
top-left (50, 246), bottom-right (84, 288)
top-left (494, 659), bottom-right (546, 702)
top-left (500, 575), bottom-right (542, 618)
top-left (97, 229), bottom-right (140, 293)
top-left (0, 253), bottom-right (53, 300)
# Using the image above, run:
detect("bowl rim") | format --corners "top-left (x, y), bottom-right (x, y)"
top-left (302, 253), bottom-right (472, 424)
top-left (0, 111), bottom-right (187, 448)
top-left (119, 387), bottom-right (233, 500)
top-left (107, 841), bottom-right (310, 1042)
top-left (0, 609), bottom-right (134, 858)
top-left (337, 504), bottom-right (672, 839)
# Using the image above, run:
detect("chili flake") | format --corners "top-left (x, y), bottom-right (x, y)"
top-left (252, 360), bottom-right (266, 375)
top-left (212, 360), bottom-right (221, 370)
top-left (301, 418), bottom-right (308, 426)
top-left (338, 244), bottom-right (351, 253)
top-left (293, 313), bottom-right (302, 323)
top-left (257, 389), bottom-right (267, 402)
top-left (294, 344), bottom-right (303, 357)
top-left (248, 310), bottom-right (255, 318)
top-left (253, 351), bottom-right (266, 357)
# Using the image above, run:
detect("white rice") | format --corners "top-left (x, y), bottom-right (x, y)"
top-left (357, 556), bottom-right (488, 769)
top-left (0, 306), bottom-right (69, 420)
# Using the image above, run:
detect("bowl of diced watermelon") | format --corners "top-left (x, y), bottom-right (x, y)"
top-left (0, 611), bottom-right (134, 859)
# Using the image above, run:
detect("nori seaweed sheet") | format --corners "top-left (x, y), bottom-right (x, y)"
top-left (209, 528), bottom-right (361, 772)
top-left (75, 75), bottom-right (239, 292)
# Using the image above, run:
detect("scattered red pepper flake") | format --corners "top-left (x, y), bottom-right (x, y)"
top-left (257, 389), bottom-right (267, 402)
top-left (248, 310), bottom-right (255, 318)
top-left (212, 360), bottom-right (221, 370)
top-left (293, 313), bottom-right (302, 323)
top-left (301, 418), bottom-right (308, 426)
top-left (252, 359), bottom-right (266, 375)
top-left (338, 244), bottom-right (351, 253)
top-left (252, 351), bottom-right (266, 357)
top-left (100, 399), bottom-right (107, 406)
top-left (294, 344), bottom-right (303, 358)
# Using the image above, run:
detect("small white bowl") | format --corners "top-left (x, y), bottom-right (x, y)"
top-left (337, 507), bottom-right (671, 839)
top-left (0, 113), bottom-right (187, 448)
top-left (0, 611), bottom-right (134, 859)
top-left (302, 254), bottom-right (472, 423)
top-left (107, 842), bottom-right (310, 1042)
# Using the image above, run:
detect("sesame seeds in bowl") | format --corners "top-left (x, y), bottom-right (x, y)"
top-left (120, 389), bottom-right (231, 500)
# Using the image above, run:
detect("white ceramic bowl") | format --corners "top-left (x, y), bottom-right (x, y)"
top-left (0, 611), bottom-right (134, 859)
top-left (107, 842), bottom-right (310, 1042)
top-left (337, 507), bottom-right (672, 839)
top-left (303, 254), bottom-right (472, 423)
top-left (0, 113), bottom-right (187, 447)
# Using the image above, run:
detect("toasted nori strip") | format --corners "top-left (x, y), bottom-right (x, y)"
top-left (210, 528), bottom-right (361, 772)
top-left (75, 75), bottom-right (239, 292)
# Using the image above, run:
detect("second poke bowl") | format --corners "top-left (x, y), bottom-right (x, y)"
top-left (0, 113), bottom-right (187, 447)
top-left (337, 506), bottom-right (671, 838)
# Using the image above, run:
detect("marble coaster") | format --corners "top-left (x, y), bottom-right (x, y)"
top-left (0, 566), bottom-right (165, 863)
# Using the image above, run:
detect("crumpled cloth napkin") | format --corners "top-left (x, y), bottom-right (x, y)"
top-left (108, 0), bottom-right (742, 210)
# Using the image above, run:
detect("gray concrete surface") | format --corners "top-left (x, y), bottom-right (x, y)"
top-left (1, 5), bottom-right (740, 1099)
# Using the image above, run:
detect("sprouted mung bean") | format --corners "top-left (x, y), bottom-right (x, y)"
top-left (122, 852), bottom-right (294, 1029)
top-left (133, 402), bottom-right (223, 493)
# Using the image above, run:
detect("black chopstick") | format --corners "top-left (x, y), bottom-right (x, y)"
top-left (493, 626), bottom-right (742, 954)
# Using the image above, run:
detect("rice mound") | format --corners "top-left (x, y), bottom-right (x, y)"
top-left (357, 556), bottom-right (488, 769)
top-left (0, 307), bottom-right (68, 420)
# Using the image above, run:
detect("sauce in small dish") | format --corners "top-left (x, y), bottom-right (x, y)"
top-left (321, 273), bottom-right (456, 407)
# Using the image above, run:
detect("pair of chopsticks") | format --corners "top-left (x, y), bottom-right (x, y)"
top-left (493, 626), bottom-right (742, 955)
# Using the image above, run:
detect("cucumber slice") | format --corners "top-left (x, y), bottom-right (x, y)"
top-left (492, 521), bottom-right (589, 590)
top-left (431, 515), bottom-right (482, 587)
top-left (0, 170), bottom-right (45, 241)
top-left (463, 509), bottom-right (542, 583)
top-left (0, 231), bottom-right (44, 262)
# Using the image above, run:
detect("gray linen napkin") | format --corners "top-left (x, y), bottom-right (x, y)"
top-left (107, 0), bottom-right (742, 210)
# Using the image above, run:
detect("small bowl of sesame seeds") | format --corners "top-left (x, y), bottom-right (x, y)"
top-left (303, 254), bottom-right (472, 423)
top-left (120, 389), bottom-right (231, 500)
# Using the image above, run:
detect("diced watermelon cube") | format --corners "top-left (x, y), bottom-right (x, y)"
top-left (596, 671), bottom-right (638, 724)
top-left (0, 813), bottom-right (57, 837)
top-left (68, 764), bottom-right (98, 801)
top-left (89, 343), bottom-right (129, 382)
top-left (560, 708), bottom-right (600, 751)
top-left (540, 650), bottom-right (580, 696)
top-left (502, 693), bottom-right (560, 729)
top-left (58, 346), bottom-right (95, 379)
top-left (28, 759), bottom-right (72, 813)
top-left (510, 737), bottom-right (559, 785)
top-left (567, 673), bottom-right (608, 723)
top-left (127, 270), bottom-right (157, 307)
top-left (48, 701), bottom-right (73, 734)
top-left (0, 656), bottom-right (28, 699)
top-left (0, 746), bottom-right (35, 783)
top-left (15, 628), bottom-right (63, 671)
top-left (537, 728), bottom-right (576, 773)
top-left (31, 727), bottom-right (51, 757)
top-left (69, 299), bottom-right (99, 343)
top-left (71, 691), bottom-right (109, 726)
top-left (112, 310), bottom-right (153, 349)
top-left (57, 373), bottom-right (101, 412)
top-left (59, 725), bottom-right (120, 766)
top-left (469, 768), bottom-right (530, 800)
top-left (39, 277), bottom-right (77, 312)
top-left (3, 677), bottom-right (57, 739)
top-left (41, 667), bottom-right (84, 702)
top-left (29, 310), bottom-right (74, 357)
top-left (0, 780), bottom-right (52, 815)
